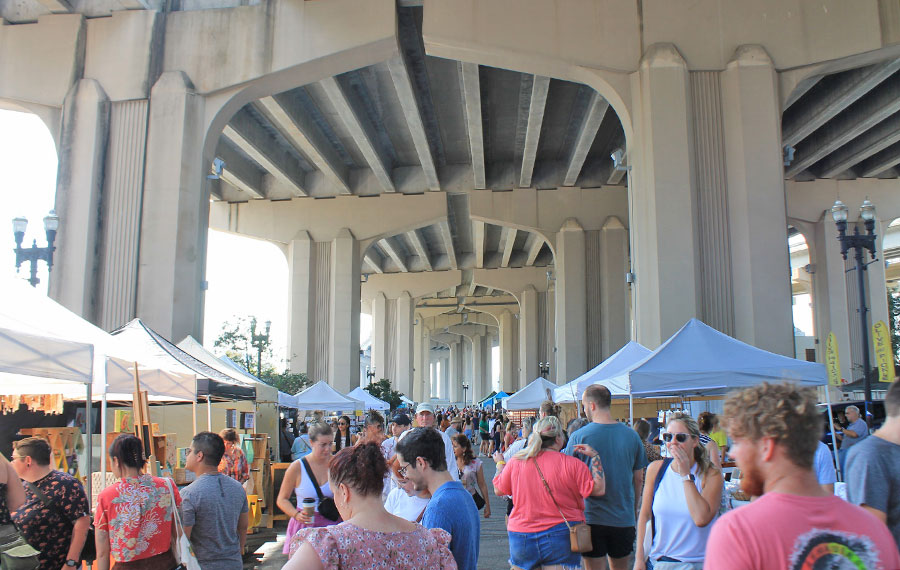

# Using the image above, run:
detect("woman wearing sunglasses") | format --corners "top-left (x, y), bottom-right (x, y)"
top-left (634, 414), bottom-right (722, 570)
top-left (333, 415), bottom-right (357, 453)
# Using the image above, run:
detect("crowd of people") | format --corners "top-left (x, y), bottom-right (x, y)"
top-left (0, 380), bottom-right (898, 569)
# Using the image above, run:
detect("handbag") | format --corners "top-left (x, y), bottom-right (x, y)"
top-left (0, 524), bottom-right (39, 570)
top-left (162, 478), bottom-right (201, 570)
top-left (23, 482), bottom-right (93, 562)
top-left (471, 490), bottom-right (486, 510)
top-left (301, 459), bottom-right (340, 522)
top-left (533, 458), bottom-right (592, 553)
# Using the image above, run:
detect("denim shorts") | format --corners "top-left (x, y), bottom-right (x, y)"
top-left (508, 521), bottom-right (583, 570)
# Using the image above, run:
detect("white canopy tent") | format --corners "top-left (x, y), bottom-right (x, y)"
top-left (292, 381), bottom-right (363, 412)
top-left (553, 341), bottom-right (651, 403)
top-left (348, 387), bottom-right (390, 411)
top-left (503, 377), bottom-right (558, 410)
top-left (278, 391), bottom-right (298, 408)
top-left (177, 336), bottom-right (276, 404)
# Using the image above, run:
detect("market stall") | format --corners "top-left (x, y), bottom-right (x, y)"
top-left (347, 387), bottom-right (390, 412)
top-left (554, 341), bottom-right (651, 403)
top-left (503, 377), bottom-right (557, 410)
top-left (291, 381), bottom-right (363, 412)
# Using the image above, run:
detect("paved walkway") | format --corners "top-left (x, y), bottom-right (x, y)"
top-left (249, 458), bottom-right (511, 569)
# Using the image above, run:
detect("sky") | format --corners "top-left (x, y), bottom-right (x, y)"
top-left (0, 108), bottom-right (372, 370)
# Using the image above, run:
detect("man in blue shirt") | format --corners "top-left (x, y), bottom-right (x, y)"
top-left (396, 427), bottom-right (480, 570)
top-left (565, 385), bottom-right (647, 570)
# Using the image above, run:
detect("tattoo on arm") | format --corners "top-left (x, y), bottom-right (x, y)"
top-left (590, 456), bottom-right (604, 479)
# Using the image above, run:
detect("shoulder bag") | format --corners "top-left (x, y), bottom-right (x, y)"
top-left (23, 481), bottom-right (94, 563)
top-left (0, 523), bottom-right (39, 570)
top-left (301, 459), bottom-right (340, 522)
top-left (162, 478), bottom-right (200, 570)
top-left (533, 458), bottom-right (592, 553)
top-left (642, 457), bottom-right (672, 556)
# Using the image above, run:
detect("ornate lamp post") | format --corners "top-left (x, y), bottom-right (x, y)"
top-left (249, 317), bottom-right (271, 376)
top-left (462, 382), bottom-right (470, 404)
top-left (539, 361), bottom-right (550, 379)
top-left (12, 210), bottom-right (59, 287)
top-left (831, 198), bottom-right (878, 414)
top-left (366, 365), bottom-right (376, 384)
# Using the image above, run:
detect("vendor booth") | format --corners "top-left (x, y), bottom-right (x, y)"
top-left (292, 381), bottom-right (363, 412)
top-left (347, 387), bottom-right (390, 412)
top-left (504, 378), bottom-right (557, 410)
top-left (554, 341), bottom-right (651, 403)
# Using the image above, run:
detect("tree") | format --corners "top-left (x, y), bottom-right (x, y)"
top-left (364, 379), bottom-right (404, 411)
top-left (213, 316), bottom-right (312, 395)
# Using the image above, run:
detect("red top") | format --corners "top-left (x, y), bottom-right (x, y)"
top-left (95, 475), bottom-right (181, 562)
top-left (493, 450), bottom-right (593, 532)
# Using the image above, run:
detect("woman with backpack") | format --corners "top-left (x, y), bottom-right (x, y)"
top-left (634, 413), bottom-right (722, 570)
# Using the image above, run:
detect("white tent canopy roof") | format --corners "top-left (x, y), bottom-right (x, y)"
top-left (348, 387), bottom-right (390, 411)
top-left (608, 319), bottom-right (827, 397)
top-left (176, 336), bottom-right (278, 404)
top-left (554, 341), bottom-right (651, 403)
top-left (0, 326), bottom-right (93, 392)
top-left (503, 377), bottom-right (558, 410)
top-left (292, 381), bottom-right (363, 411)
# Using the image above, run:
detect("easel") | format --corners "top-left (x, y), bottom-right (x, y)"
top-left (132, 364), bottom-right (159, 476)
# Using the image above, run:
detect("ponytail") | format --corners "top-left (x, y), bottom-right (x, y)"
top-left (513, 416), bottom-right (563, 461)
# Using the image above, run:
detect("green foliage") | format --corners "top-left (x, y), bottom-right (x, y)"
top-left (364, 379), bottom-right (404, 411)
top-left (213, 316), bottom-right (312, 395)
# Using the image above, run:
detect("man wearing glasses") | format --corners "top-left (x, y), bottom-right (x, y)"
top-left (396, 427), bottom-right (480, 570)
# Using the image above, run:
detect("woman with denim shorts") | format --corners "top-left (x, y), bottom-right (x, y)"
top-left (492, 416), bottom-right (606, 570)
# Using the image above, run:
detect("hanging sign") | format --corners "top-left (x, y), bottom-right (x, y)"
top-left (825, 332), bottom-right (841, 386)
top-left (872, 320), bottom-right (896, 383)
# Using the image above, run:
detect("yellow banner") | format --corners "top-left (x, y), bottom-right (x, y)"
top-left (871, 320), bottom-right (896, 383)
top-left (825, 332), bottom-right (841, 386)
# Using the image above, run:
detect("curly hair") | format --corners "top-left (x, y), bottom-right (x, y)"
top-left (723, 382), bottom-right (820, 469)
top-left (329, 442), bottom-right (387, 497)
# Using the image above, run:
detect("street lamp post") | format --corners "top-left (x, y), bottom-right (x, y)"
top-left (366, 366), bottom-right (376, 384)
top-left (831, 199), bottom-right (878, 415)
top-left (462, 382), bottom-right (470, 404)
top-left (539, 361), bottom-right (550, 379)
top-left (249, 317), bottom-right (271, 377)
top-left (11, 210), bottom-right (59, 287)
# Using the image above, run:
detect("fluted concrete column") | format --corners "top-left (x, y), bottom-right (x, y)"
top-left (440, 355), bottom-right (449, 399)
top-left (519, 286), bottom-right (539, 386)
top-left (870, 221), bottom-right (890, 329)
top-left (812, 217), bottom-right (853, 382)
top-left (449, 341), bottom-right (461, 402)
top-left (287, 233), bottom-right (314, 374)
top-left (722, 45), bottom-right (792, 355)
top-left (601, 217), bottom-right (630, 356)
top-left (486, 331), bottom-right (496, 395)
top-left (630, 44), bottom-right (700, 347)
top-left (555, 218), bottom-right (587, 383)
top-left (50, 79), bottom-right (109, 320)
top-left (371, 292), bottom-right (388, 381)
top-left (499, 310), bottom-right (517, 392)
top-left (330, 228), bottom-right (360, 393)
top-left (413, 317), bottom-right (425, 400)
top-left (137, 72), bottom-right (207, 341)
top-left (396, 292), bottom-right (414, 397)
top-left (471, 333), bottom-right (484, 403)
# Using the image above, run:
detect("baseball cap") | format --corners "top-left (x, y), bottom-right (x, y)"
top-left (450, 416), bottom-right (463, 424)
top-left (416, 402), bottom-right (435, 415)
top-left (391, 413), bottom-right (411, 426)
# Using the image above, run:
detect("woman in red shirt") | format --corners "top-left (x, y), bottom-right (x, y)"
top-left (492, 416), bottom-right (605, 570)
top-left (94, 434), bottom-right (181, 570)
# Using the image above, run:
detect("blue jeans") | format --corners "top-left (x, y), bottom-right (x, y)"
top-left (508, 522), bottom-right (583, 570)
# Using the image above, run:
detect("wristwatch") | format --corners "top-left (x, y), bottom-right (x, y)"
top-left (681, 473), bottom-right (695, 483)
top-left (65, 560), bottom-right (78, 567)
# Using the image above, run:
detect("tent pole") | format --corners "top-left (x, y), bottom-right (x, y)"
top-left (207, 396), bottom-right (212, 431)
top-left (192, 378), bottom-right (198, 435)
top-left (825, 387), bottom-right (841, 484)
top-left (85, 382), bottom-right (92, 510)
top-left (100, 392), bottom-right (108, 490)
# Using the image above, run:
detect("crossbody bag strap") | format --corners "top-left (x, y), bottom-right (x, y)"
top-left (533, 457), bottom-right (572, 530)
top-left (650, 458), bottom-right (672, 541)
top-left (301, 458), bottom-right (325, 502)
top-left (162, 478), bottom-right (184, 535)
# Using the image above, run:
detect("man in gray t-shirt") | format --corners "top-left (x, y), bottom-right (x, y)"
top-left (836, 405), bottom-right (868, 474)
top-left (183, 432), bottom-right (250, 570)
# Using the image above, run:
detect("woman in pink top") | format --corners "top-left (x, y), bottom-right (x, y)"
top-left (286, 442), bottom-right (456, 570)
top-left (493, 416), bottom-right (606, 570)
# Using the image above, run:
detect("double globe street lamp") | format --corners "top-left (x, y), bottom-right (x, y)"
top-left (12, 210), bottom-right (59, 287)
top-left (831, 198), bottom-right (878, 414)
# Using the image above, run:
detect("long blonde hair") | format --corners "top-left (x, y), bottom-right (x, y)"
top-left (513, 416), bottom-right (564, 461)
top-left (667, 413), bottom-right (713, 477)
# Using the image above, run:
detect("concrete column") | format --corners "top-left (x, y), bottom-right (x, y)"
top-left (413, 317), bottom-right (425, 401)
top-left (721, 45), bottom-right (793, 355)
top-left (601, 217), bottom-right (631, 356)
top-left (440, 355), bottom-right (449, 399)
top-left (555, 218), bottom-right (587, 383)
top-left (471, 333), bottom-right (484, 403)
top-left (811, 217), bottom-right (853, 382)
top-left (419, 329), bottom-right (432, 401)
top-left (329, 228), bottom-right (360, 393)
top-left (449, 341), bottom-right (461, 402)
top-left (499, 310), bottom-right (517, 392)
top-left (519, 286), bottom-right (539, 386)
top-left (630, 44), bottom-right (700, 347)
top-left (287, 233), bottom-right (314, 374)
top-left (870, 221), bottom-right (890, 329)
top-left (137, 72), bottom-right (207, 342)
top-left (486, 331), bottom-right (496, 394)
top-left (50, 79), bottom-right (109, 320)
top-left (395, 292), bottom-right (415, 397)
top-left (371, 292), bottom-right (388, 380)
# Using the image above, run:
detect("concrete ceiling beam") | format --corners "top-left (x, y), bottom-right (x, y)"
top-left (380, 237), bottom-right (409, 272)
top-left (439, 220), bottom-right (459, 270)
top-left (473, 220), bottom-right (486, 269)
top-left (500, 226), bottom-right (517, 268)
top-left (319, 77), bottom-right (396, 193)
top-left (782, 59), bottom-right (900, 148)
top-left (563, 92), bottom-right (609, 186)
top-left (818, 112), bottom-right (900, 178)
top-left (214, 142), bottom-right (266, 199)
top-left (364, 250), bottom-right (385, 274)
top-left (407, 228), bottom-right (433, 271)
top-left (524, 232), bottom-right (545, 266)
top-left (33, 0), bottom-right (72, 12)
top-left (858, 141), bottom-right (900, 178)
top-left (256, 95), bottom-right (352, 195)
top-left (786, 75), bottom-right (900, 178)
top-left (387, 55), bottom-right (440, 191)
top-left (519, 75), bottom-right (550, 188)
top-left (223, 108), bottom-right (308, 197)
top-left (460, 62), bottom-right (486, 189)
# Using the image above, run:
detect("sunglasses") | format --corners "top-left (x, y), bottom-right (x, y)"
top-left (662, 433), bottom-right (694, 443)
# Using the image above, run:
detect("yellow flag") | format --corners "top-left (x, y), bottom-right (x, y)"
top-left (871, 320), bottom-right (896, 383)
top-left (825, 332), bottom-right (841, 386)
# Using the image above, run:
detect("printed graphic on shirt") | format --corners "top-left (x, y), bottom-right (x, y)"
top-left (789, 528), bottom-right (880, 570)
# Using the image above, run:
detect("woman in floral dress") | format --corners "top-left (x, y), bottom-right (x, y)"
top-left (285, 442), bottom-right (456, 570)
top-left (94, 434), bottom-right (181, 570)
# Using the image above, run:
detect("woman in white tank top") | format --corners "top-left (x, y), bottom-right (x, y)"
top-left (634, 413), bottom-right (723, 570)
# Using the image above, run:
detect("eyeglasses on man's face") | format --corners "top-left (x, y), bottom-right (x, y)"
top-left (398, 461), bottom-right (412, 478)
top-left (662, 432), bottom-right (694, 443)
